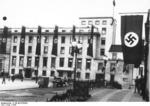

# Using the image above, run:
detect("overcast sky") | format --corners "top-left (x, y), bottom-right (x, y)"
top-left (0, 0), bottom-right (149, 44)
top-left (0, 0), bottom-right (149, 27)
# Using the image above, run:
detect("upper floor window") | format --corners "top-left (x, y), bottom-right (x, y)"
top-left (12, 56), bottom-right (16, 66)
top-left (102, 20), bottom-right (107, 25)
top-left (100, 49), bottom-right (105, 56)
top-left (101, 38), bottom-right (105, 45)
top-left (68, 58), bottom-right (73, 68)
top-left (95, 20), bottom-right (100, 25)
top-left (27, 56), bottom-right (32, 67)
top-left (88, 21), bottom-right (93, 25)
top-left (44, 36), bottom-right (49, 43)
top-left (51, 57), bottom-right (56, 68)
top-left (59, 58), bottom-right (64, 67)
top-left (28, 46), bottom-right (32, 53)
top-left (44, 46), bottom-right (48, 54)
top-left (60, 47), bottom-right (65, 54)
top-left (61, 36), bottom-right (65, 43)
top-left (86, 59), bottom-right (91, 70)
top-left (13, 46), bottom-right (17, 53)
top-left (19, 56), bottom-right (24, 67)
top-left (77, 58), bottom-right (82, 69)
top-left (98, 63), bottom-right (103, 70)
top-left (29, 36), bottom-right (33, 43)
top-left (35, 57), bottom-right (39, 67)
top-left (81, 21), bottom-right (86, 25)
top-left (102, 28), bottom-right (107, 35)
top-left (13, 36), bottom-right (18, 43)
top-left (43, 57), bottom-right (48, 67)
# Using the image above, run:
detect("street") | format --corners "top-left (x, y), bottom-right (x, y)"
top-left (0, 87), bottom-right (145, 102)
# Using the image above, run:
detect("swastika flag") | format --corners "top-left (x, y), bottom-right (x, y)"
top-left (121, 15), bottom-right (143, 67)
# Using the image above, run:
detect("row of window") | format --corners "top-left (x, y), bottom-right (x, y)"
top-left (11, 68), bottom-right (91, 79)
top-left (11, 56), bottom-right (92, 70)
top-left (81, 20), bottom-right (107, 26)
top-left (13, 45), bottom-right (105, 56)
top-left (13, 35), bottom-right (83, 44)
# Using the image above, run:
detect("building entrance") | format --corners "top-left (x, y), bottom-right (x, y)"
top-left (95, 73), bottom-right (105, 87)
top-left (24, 68), bottom-right (32, 78)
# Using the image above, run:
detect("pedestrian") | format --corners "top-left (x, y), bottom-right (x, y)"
top-left (134, 76), bottom-right (138, 93)
top-left (21, 73), bottom-right (24, 82)
top-left (2, 75), bottom-right (6, 84)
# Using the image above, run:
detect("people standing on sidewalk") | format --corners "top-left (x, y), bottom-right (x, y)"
top-left (2, 74), bottom-right (6, 84)
top-left (134, 76), bottom-right (139, 93)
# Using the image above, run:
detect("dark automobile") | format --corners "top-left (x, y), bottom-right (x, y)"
top-left (53, 78), bottom-right (66, 87)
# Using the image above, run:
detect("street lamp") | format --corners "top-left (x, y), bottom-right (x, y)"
top-left (71, 40), bottom-right (82, 90)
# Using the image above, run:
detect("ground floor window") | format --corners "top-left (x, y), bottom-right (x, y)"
top-left (77, 72), bottom-right (81, 79)
top-left (11, 69), bottom-right (15, 74)
top-left (85, 73), bottom-right (90, 79)
top-left (51, 71), bottom-right (55, 76)
top-left (42, 70), bottom-right (46, 76)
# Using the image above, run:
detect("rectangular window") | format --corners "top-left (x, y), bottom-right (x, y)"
top-left (88, 21), bottom-right (93, 25)
top-left (86, 59), bottom-right (91, 70)
top-left (27, 56), bottom-right (32, 67)
top-left (68, 72), bottom-right (72, 78)
top-left (12, 56), bottom-right (16, 66)
top-left (100, 49), bottom-right (105, 56)
top-left (51, 71), bottom-right (55, 76)
top-left (44, 36), bottom-right (49, 43)
top-left (19, 69), bottom-right (23, 75)
top-left (42, 70), bottom-right (46, 76)
top-left (68, 58), bottom-right (73, 68)
top-left (59, 58), bottom-right (64, 67)
top-left (78, 36), bottom-right (83, 44)
top-left (101, 38), bottom-right (105, 45)
top-left (28, 46), bottom-right (32, 53)
top-left (110, 63), bottom-right (116, 71)
top-left (79, 48), bottom-right (82, 55)
top-left (11, 69), bottom-right (15, 74)
top-left (77, 58), bottom-right (82, 69)
top-left (43, 57), bottom-right (48, 67)
top-left (44, 46), bottom-right (48, 54)
top-left (102, 20), bottom-right (107, 25)
top-left (34, 70), bottom-right (38, 76)
top-left (59, 71), bottom-right (63, 77)
top-left (13, 36), bottom-right (18, 43)
top-left (77, 72), bottom-right (81, 79)
top-left (85, 73), bottom-right (90, 79)
top-left (95, 20), bottom-right (100, 25)
top-left (102, 28), bottom-right (106, 35)
top-left (51, 57), bottom-right (56, 68)
top-left (61, 36), bottom-right (65, 43)
top-left (35, 57), bottom-right (39, 67)
top-left (98, 63), bottom-right (103, 70)
top-left (81, 21), bottom-right (86, 25)
top-left (29, 36), bottom-right (33, 43)
top-left (19, 56), bottom-right (24, 67)
top-left (60, 47), bottom-right (65, 54)
top-left (13, 46), bottom-right (17, 53)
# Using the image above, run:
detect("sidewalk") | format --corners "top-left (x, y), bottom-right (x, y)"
top-left (0, 78), bottom-right (53, 91)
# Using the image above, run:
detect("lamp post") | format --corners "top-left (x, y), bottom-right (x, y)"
top-left (71, 41), bottom-right (82, 91)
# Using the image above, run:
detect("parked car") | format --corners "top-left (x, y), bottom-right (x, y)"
top-left (53, 78), bottom-right (66, 87)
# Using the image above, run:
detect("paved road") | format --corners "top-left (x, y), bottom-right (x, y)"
top-left (0, 87), bottom-right (70, 102)
top-left (88, 88), bottom-right (145, 102)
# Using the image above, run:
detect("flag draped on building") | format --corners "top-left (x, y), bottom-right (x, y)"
top-left (36, 26), bottom-right (41, 55)
top-left (52, 26), bottom-right (58, 56)
top-left (87, 25), bottom-right (94, 57)
top-left (121, 15), bottom-right (143, 68)
top-left (19, 26), bottom-right (26, 55)
top-left (0, 27), bottom-right (8, 54)
top-left (71, 26), bottom-right (76, 56)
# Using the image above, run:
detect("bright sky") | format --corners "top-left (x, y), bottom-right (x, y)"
top-left (0, 0), bottom-right (149, 43)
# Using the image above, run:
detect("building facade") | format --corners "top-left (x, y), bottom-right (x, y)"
top-left (0, 26), bottom-right (102, 80)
